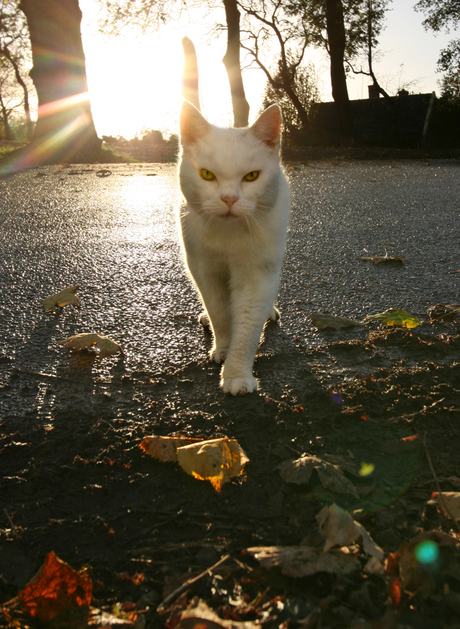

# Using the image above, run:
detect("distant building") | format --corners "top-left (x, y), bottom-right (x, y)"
top-left (309, 92), bottom-right (436, 148)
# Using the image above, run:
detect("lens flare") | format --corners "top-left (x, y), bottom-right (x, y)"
top-left (415, 540), bottom-right (439, 565)
top-left (0, 91), bottom-right (95, 177)
top-left (359, 462), bottom-right (375, 476)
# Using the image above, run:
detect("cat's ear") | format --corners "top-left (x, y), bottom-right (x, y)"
top-left (180, 100), bottom-right (210, 144)
top-left (251, 104), bottom-right (281, 148)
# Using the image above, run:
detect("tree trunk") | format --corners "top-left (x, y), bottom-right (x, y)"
top-left (0, 92), bottom-right (13, 141)
top-left (325, 0), bottom-right (353, 144)
top-left (222, 0), bottom-right (250, 127)
top-left (19, 0), bottom-right (100, 162)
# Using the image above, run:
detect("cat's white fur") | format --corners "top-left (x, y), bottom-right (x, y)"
top-left (179, 101), bottom-right (290, 395)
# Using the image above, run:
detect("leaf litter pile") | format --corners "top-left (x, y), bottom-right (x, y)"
top-left (1, 288), bottom-right (460, 628)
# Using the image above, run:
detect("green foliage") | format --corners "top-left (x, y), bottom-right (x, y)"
top-left (415, 0), bottom-right (460, 101)
top-left (415, 0), bottom-right (460, 32)
top-left (286, 0), bottom-right (390, 61)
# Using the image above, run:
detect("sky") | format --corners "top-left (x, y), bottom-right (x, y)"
top-left (80, 0), bottom-right (458, 139)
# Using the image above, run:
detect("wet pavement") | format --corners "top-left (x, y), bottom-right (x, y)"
top-left (1, 160), bottom-right (460, 626)
top-left (1, 160), bottom-right (459, 408)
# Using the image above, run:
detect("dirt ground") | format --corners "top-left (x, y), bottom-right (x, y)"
top-left (1, 320), bottom-right (460, 628)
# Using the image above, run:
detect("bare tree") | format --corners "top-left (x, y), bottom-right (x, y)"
top-left (262, 57), bottom-right (320, 140)
top-left (238, 0), bottom-right (312, 130)
top-left (0, 1), bottom-right (34, 138)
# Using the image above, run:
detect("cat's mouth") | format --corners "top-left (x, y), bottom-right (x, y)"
top-left (218, 210), bottom-right (243, 221)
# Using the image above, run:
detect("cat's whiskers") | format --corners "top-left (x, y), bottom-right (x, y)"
top-left (244, 215), bottom-right (255, 243)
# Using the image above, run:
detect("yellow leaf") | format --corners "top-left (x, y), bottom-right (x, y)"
top-left (57, 333), bottom-right (123, 357)
top-left (176, 438), bottom-right (249, 491)
top-left (42, 285), bottom-right (80, 311)
top-left (139, 435), bottom-right (202, 463)
top-left (362, 308), bottom-right (420, 329)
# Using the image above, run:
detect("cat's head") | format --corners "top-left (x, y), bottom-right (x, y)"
top-left (179, 102), bottom-right (282, 221)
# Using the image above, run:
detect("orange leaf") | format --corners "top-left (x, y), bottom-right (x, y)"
top-left (389, 577), bottom-right (402, 607)
top-left (18, 551), bottom-right (92, 621)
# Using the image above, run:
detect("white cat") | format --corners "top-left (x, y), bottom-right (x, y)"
top-left (178, 42), bottom-right (290, 395)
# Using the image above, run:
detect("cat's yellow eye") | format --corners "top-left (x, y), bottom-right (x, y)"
top-left (201, 168), bottom-right (216, 181)
top-left (243, 170), bottom-right (259, 182)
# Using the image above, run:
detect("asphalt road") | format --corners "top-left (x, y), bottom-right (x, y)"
top-left (0, 160), bottom-right (459, 415)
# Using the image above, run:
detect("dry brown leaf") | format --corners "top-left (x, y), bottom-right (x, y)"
top-left (179, 598), bottom-right (259, 629)
top-left (434, 492), bottom-right (460, 519)
top-left (176, 438), bottom-right (249, 491)
top-left (246, 545), bottom-right (361, 577)
top-left (311, 313), bottom-right (360, 330)
top-left (43, 285), bottom-right (80, 311)
top-left (360, 255), bottom-right (404, 265)
top-left (278, 455), bottom-right (359, 498)
top-left (316, 503), bottom-right (384, 561)
top-left (139, 435), bottom-right (203, 463)
top-left (18, 551), bottom-right (92, 621)
top-left (57, 333), bottom-right (123, 357)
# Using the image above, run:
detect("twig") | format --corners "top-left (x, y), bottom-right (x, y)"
top-left (4, 509), bottom-right (17, 535)
top-left (429, 305), bottom-right (460, 323)
top-left (157, 553), bottom-right (231, 613)
top-left (387, 397), bottom-right (445, 423)
top-left (15, 368), bottom-right (77, 383)
top-left (423, 433), bottom-right (460, 532)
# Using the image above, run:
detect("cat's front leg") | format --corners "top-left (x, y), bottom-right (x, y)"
top-left (221, 272), bottom-right (279, 395)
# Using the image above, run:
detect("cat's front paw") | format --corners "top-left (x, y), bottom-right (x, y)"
top-left (211, 347), bottom-right (228, 364)
top-left (221, 376), bottom-right (258, 396)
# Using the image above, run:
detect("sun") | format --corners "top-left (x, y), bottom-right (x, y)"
top-left (80, 5), bottom-right (267, 140)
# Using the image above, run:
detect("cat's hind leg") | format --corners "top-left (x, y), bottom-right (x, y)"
top-left (199, 312), bottom-right (227, 361)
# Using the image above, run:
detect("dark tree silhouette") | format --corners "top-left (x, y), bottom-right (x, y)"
top-left (19, 0), bottom-right (100, 163)
top-left (325, 0), bottom-right (353, 143)
top-left (222, 0), bottom-right (250, 127)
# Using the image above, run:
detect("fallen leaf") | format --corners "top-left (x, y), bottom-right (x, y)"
top-left (246, 545), bottom-right (361, 577)
top-left (316, 503), bottom-right (384, 561)
top-left (88, 607), bottom-right (140, 627)
top-left (42, 285), bottom-right (80, 311)
top-left (278, 455), bottom-right (359, 498)
top-left (139, 435), bottom-right (203, 463)
top-left (397, 532), bottom-right (457, 602)
top-left (362, 308), bottom-right (421, 329)
top-left (57, 333), bottom-right (123, 357)
top-left (360, 255), bottom-right (404, 265)
top-left (311, 313), bottom-right (360, 330)
top-left (18, 551), bottom-right (92, 621)
top-left (178, 598), bottom-right (259, 629)
top-left (433, 491), bottom-right (460, 520)
top-left (176, 438), bottom-right (249, 491)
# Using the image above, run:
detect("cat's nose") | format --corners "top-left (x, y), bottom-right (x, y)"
top-left (220, 194), bottom-right (239, 209)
